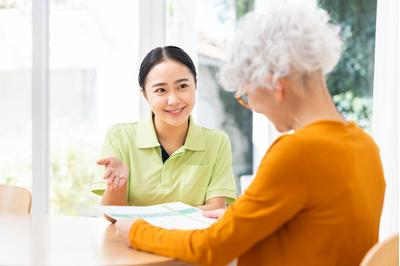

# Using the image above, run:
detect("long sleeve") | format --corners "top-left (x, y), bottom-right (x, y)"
top-left (129, 135), bottom-right (309, 266)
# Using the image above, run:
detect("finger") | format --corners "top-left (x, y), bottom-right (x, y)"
top-left (102, 168), bottom-right (113, 180)
top-left (97, 157), bottom-right (111, 166)
top-left (106, 175), bottom-right (115, 191)
top-left (106, 173), bottom-right (116, 185)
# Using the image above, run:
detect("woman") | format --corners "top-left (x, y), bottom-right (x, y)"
top-left (115, 3), bottom-right (385, 266)
top-left (92, 46), bottom-right (236, 222)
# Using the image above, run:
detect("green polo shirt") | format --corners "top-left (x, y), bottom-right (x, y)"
top-left (91, 115), bottom-right (236, 206)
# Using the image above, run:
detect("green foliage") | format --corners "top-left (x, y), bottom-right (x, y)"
top-left (235, 0), bottom-right (254, 19)
top-left (3, 175), bottom-right (16, 185)
top-left (50, 145), bottom-right (98, 216)
top-left (319, 0), bottom-right (377, 97)
top-left (333, 91), bottom-right (372, 131)
top-left (318, 0), bottom-right (376, 129)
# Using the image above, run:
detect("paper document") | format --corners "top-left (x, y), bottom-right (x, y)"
top-left (95, 202), bottom-right (217, 230)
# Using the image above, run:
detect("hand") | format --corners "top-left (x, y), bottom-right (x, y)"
top-left (202, 208), bottom-right (226, 219)
top-left (97, 157), bottom-right (129, 191)
top-left (115, 219), bottom-right (137, 247)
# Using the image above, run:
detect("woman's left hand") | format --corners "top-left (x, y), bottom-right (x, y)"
top-left (115, 219), bottom-right (137, 247)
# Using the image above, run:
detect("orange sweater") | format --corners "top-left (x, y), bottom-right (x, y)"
top-left (129, 121), bottom-right (385, 266)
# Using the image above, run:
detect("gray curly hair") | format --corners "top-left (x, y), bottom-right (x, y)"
top-left (220, 3), bottom-right (342, 95)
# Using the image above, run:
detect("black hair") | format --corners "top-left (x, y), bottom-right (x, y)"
top-left (138, 46), bottom-right (197, 90)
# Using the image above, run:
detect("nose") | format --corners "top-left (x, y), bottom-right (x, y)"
top-left (167, 93), bottom-right (180, 106)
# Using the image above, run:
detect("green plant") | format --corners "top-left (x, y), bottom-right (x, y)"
top-left (333, 91), bottom-right (372, 131)
top-left (50, 143), bottom-right (99, 216)
top-left (319, 0), bottom-right (377, 98)
top-left (2, 175), bottom-right (17, 185)
top-left (319, 0), bottom-right (376, 132)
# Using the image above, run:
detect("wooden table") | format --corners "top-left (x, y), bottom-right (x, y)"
top-left (0, 214), bottom-right (189, 266)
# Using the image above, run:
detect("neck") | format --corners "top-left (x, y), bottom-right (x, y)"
top-left (288, 75), bottom-right (344, 130)
top-left (153, 116), bottom-right (189, 146)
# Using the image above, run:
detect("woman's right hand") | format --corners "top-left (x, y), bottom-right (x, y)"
top-left (97, 157), bottom-right (129, 191)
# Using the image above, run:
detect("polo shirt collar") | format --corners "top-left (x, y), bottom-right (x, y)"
top-left (136, 113), bottom-right (206, 151)
top-left (137, 113), bottom-right (160, 148)
top-left (184, 116), bottom-right (206, 151)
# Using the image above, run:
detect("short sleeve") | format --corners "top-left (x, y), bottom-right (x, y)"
top-left (205, 133), bottom-right (236, 203)
top-left (91, 126), bottom-right (125, 196)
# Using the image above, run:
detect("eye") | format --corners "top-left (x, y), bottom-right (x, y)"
top-left (178, 83), bottom-right (188, 90)
top-left (154, 88), bottom-right (166, 93)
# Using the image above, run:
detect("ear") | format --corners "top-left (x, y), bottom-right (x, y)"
top-left (273, 79), bottom-right (285, 102)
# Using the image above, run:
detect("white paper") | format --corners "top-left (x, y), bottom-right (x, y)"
top-left (95, 202), bottom-right (217, 230)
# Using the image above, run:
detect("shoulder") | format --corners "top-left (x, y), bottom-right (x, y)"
top-left (199, 126), bottom-right (231, 143)
top-left (106, 122), bottom-right (138, 139)
top-left (266, 132), bottom-right (307, 162)
top-left (266, 121), bottom-right (377, 164)
top-left (108, 122), bottom-right (138, 133)
top-left (263, 126), bottom-right (332, 168)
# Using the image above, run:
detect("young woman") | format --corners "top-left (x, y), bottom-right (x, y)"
top-left (115, 4), bottom-right (385, 266)
top-left (92, 46), bottom-right (236, 222)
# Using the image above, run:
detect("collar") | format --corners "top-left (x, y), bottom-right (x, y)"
top-left (184, 115), bottom-right (206, 151)
top-left (136, 113), bottom-right (160, 148)
top-left (136, 113), bottom-right (205, 151)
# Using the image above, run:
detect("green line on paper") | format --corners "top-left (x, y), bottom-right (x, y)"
top-left (109, 208), bottom-right (198, 219)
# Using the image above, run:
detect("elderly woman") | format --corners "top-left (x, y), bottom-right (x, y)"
top-left (115, 3), bottom-right (385, 266)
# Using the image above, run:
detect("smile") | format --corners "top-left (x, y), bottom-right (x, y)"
top-left (165, 107), bottom-right (185, 114)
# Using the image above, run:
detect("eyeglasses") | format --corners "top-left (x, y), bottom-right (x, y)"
top-left (235, 94), bottom-right (250, 109)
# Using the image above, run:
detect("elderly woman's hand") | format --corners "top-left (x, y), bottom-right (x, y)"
top-left (202, 208), bottom-right (226, 219)
top-left (115, 219), bottom-right (137, 248)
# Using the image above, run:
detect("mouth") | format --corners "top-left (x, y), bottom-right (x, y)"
top-left (164, 106), bottom-right (185, 114)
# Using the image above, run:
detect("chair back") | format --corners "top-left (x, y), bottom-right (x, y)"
top-left (0, 184), bottom-right (32, 213)
top-left (360, 234), bottom-right (399, 266)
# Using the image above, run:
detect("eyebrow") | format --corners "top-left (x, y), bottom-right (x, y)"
top-left (151, 78), bottom-right (190, 88)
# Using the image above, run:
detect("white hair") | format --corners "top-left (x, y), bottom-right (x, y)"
top-left (220, 3), bottom-right (342, 95)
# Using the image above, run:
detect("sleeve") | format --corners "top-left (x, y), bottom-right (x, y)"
top-left (129, 138), bottom-right (309, 266)
top-left (91, 125), bottom-right (125, 196)
top-left (205, 133), bottom-right (236, 203)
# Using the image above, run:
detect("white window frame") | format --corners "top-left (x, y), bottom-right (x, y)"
top-left (373, 0), bottom-right (399, 240)
top-left (32, 0), bottom-right (49, 214)
top-left (138, 0), bottom-right (166, 118)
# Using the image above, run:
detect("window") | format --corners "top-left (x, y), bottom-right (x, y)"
top-left (318, 0), bottom-right (377, 131)
top-left (0, 1), bottom-right (32, 189)
top-left (49, 0), bottom-right (140, 215)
